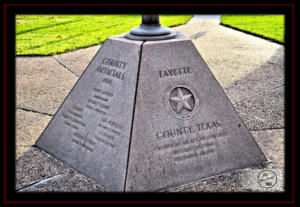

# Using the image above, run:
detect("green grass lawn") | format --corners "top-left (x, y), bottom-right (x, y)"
top-left (16, 15), bottom-right (192, 56)
top-left (220, 15), bottom-right (284, 43)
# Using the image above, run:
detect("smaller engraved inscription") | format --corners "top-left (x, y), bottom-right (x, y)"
top-left (62, 105), bottom-right (85, 130)
top-left (86, 87), bottom-right (114, 116)
top-left (155, 130), bottom-right (228, 163)
top-left (155, 121), bottom-right (226, 163)
top-left (72, 131), bottom-right (95, 152)
top-left (169, 87), bottom-right (195, 115)
top-left (94, 117), bottom-right (124, 149)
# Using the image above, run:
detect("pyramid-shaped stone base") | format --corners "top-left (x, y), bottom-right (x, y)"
top-left (36, 32), bottom-right (266, 192)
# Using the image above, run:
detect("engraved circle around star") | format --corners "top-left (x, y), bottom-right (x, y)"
top-left (164, 83), bottom-right (199, 119)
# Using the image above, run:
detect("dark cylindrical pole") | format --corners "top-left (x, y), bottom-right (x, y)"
top-left (142, 15), bottom-right (160, 25)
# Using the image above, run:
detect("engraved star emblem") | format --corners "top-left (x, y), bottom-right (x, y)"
top-left (169, 88), bottom-right (192, 113)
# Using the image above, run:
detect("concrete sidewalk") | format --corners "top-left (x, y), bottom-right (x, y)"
top-left (188, 15), bottom-right (221, 24)
top-left (16, 18), bottom-right (284, 192)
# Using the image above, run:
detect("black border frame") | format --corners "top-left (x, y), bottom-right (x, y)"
top-left (2, 2), bottom-right (296, 205)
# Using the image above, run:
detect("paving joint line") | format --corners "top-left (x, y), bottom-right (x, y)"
top-left (17, 174), bottom-right (62, 192)
top-left (52, 56), bottom-right (79, 78)
top-left (188, 31), bottom-right (208, 40)
top-left (16, 107), bottom-right (53, 116)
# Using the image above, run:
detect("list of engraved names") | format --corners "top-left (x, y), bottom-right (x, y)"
top-left (61, 57), bottom-right (127, 152)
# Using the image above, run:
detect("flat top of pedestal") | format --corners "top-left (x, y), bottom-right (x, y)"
top-left (111, 31), bottom-right (189, 44)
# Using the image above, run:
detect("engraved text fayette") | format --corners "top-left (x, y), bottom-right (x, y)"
top-left (159, 66), bottom-right (191, 78)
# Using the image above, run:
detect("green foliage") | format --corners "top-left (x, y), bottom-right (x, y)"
top-left (16, 15), bottom-right (192, 56)
top-left (220, 15), bottom-right (284, 43)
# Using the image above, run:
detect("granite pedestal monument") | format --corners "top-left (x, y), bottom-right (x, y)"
top-left (36, 15), bottom-right (267, 192)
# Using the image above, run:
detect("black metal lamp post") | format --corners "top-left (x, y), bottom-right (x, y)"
top-left (126, 14), bottom-right (177, 40)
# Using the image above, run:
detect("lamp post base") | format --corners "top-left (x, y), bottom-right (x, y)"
top-left (126, 30), bottom-right (177, 41)
top-left (125, 15), bottom-right (177, 40)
